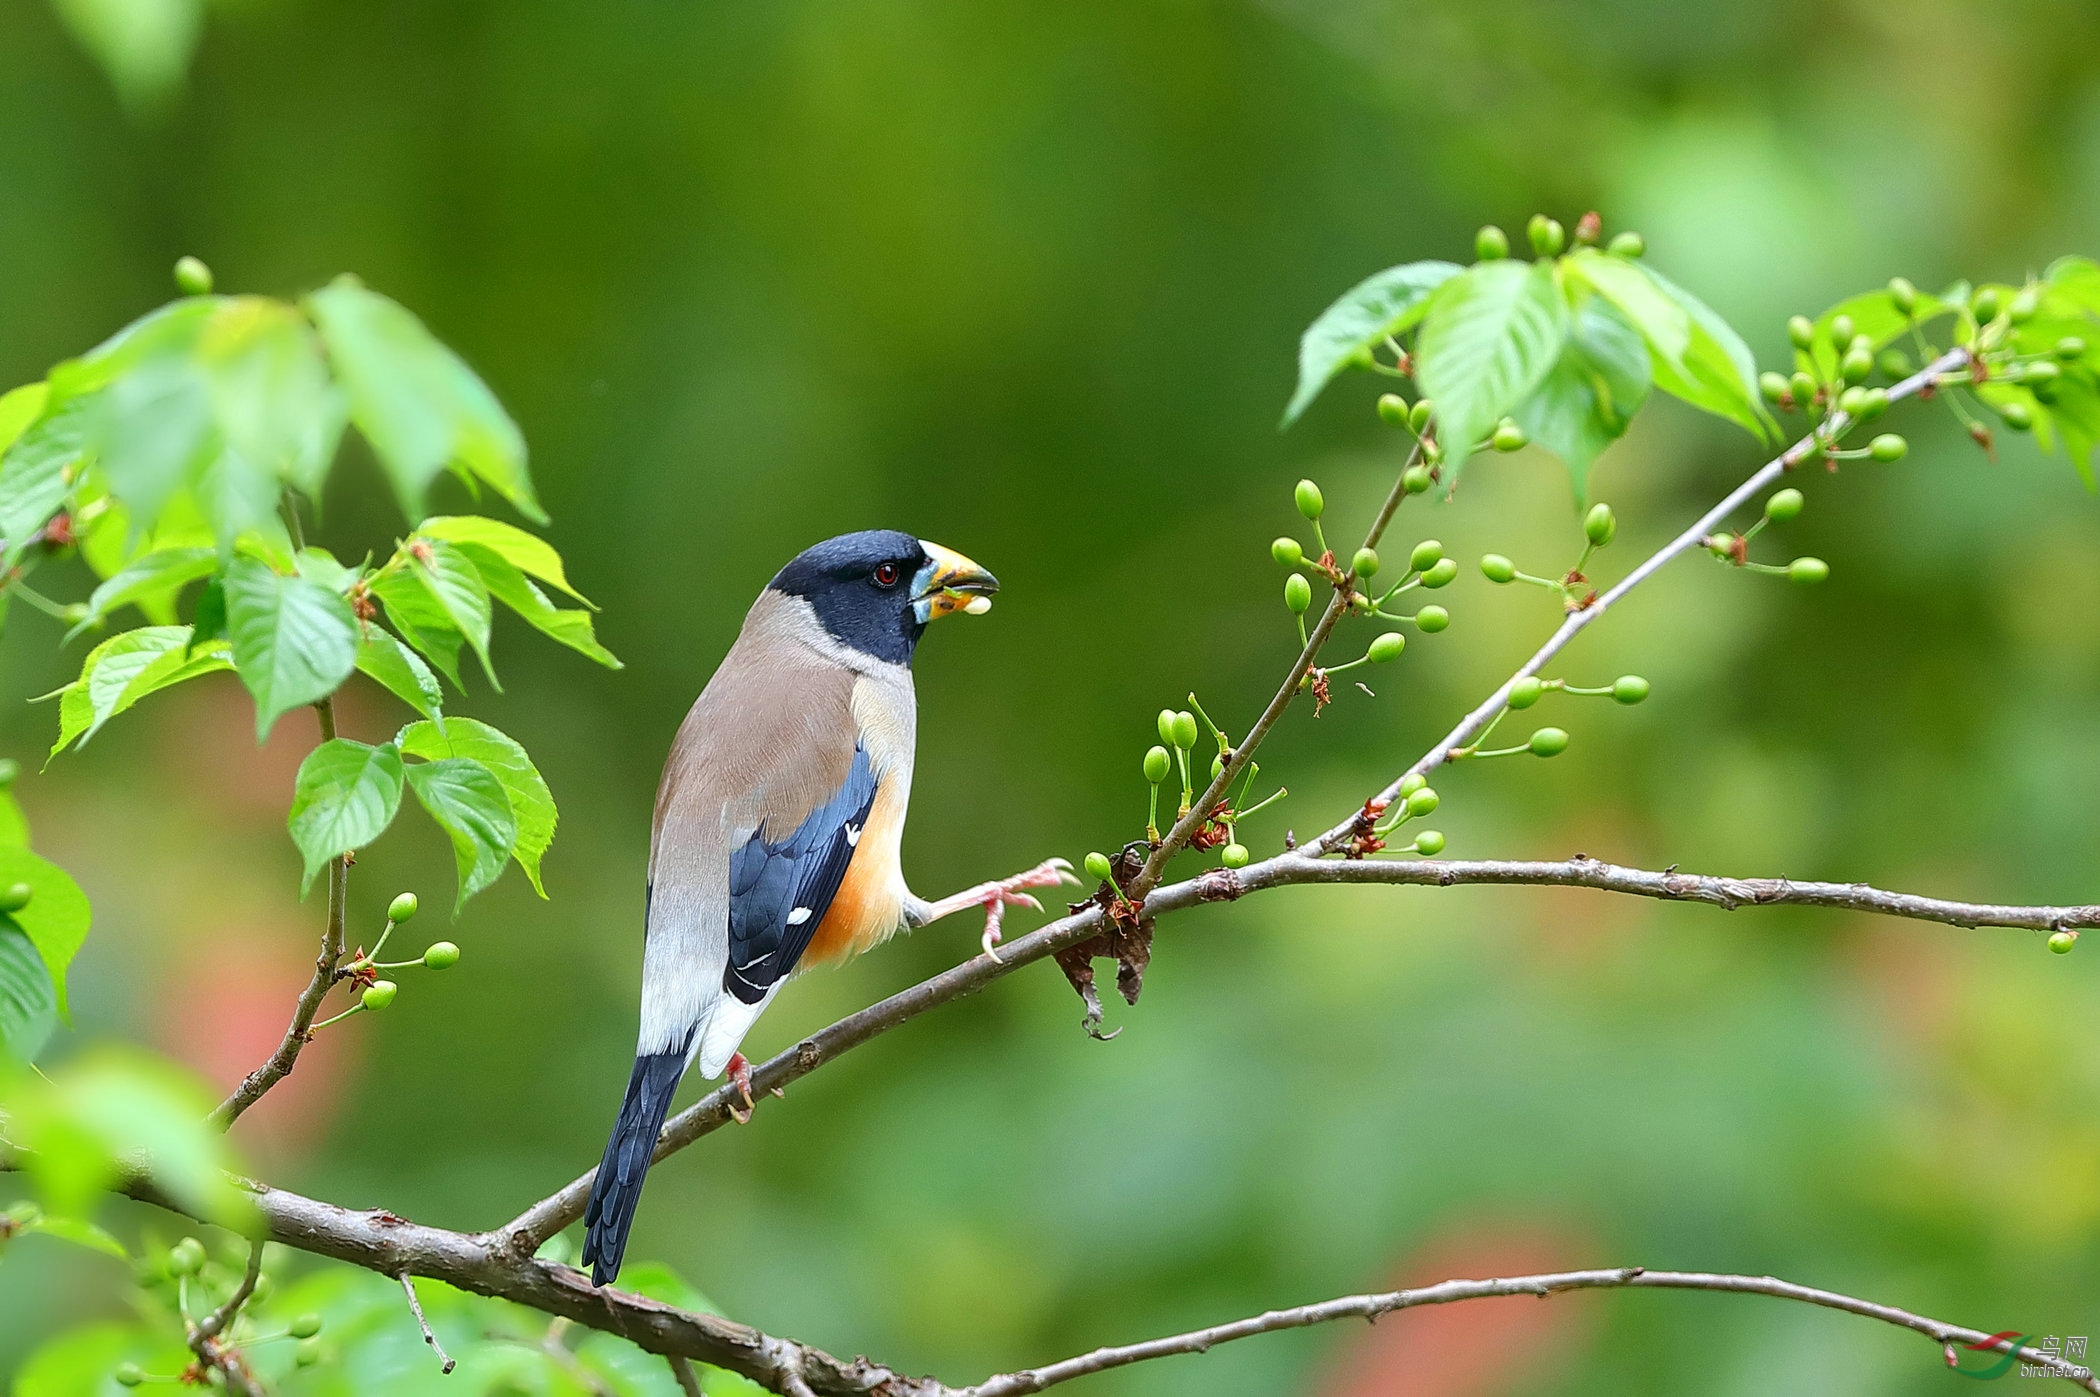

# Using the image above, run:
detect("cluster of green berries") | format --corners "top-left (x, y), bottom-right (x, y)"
top-left (118, 1239), bottom-right (325, 1383)
top-left (1704, 486), bottom-right (1831, 584)
top-left (1479, 503), bottom-right (1616, 596)
top-left (1272, 481), bottom-right (1450, 647)
top-left (1373, 772), bottom-right (1447, 853)
top-left (314, 893), bottom-right (458, 1029)
top-left (1473, 212), bottom-right (1643, 263)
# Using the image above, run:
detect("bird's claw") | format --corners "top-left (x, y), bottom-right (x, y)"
top-left (725, 1052), bottom-right (757, 1125)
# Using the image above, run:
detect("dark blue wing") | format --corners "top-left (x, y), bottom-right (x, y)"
top-left (724, 745), bottom-right (879, 1004)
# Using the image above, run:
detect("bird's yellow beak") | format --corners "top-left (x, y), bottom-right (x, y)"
top-left (913, 541), bottom-right (999, 622)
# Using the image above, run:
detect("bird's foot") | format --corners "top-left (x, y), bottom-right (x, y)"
top-left (924, 858), bottom-right (1080, 961)
top-left (725, 1052), bottom-right (756, 1125)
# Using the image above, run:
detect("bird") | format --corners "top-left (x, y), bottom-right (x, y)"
top-left (581, 529), bottom-right (1075, 1286)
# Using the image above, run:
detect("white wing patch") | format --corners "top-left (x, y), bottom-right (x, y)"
top-left (846, 823), bottom-right (862, 847)
top-left (786, 907), bottom-right (812, 926)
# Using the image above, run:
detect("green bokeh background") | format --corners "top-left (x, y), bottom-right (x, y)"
top-left (4, 0), bottom-right (2099, 1392)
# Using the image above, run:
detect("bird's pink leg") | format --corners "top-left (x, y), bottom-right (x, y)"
top-left (724, 1052), bottom-right (756, 1125)
top-left (917, 858), bottom-right (1080, 961)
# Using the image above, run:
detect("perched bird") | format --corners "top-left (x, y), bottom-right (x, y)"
top-left (582, 530), bottom-right (1073, 1285)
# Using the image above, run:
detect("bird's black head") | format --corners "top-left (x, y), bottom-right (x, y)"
top-left (768, 529), bottom-right (999, 666)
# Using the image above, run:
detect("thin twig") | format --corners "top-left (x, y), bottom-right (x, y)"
top-left (400, 1271), bottom-right (458, 1374)
top-left (1133, 442), bottom-right (1422, 896)
top-left (195, 1238), bottom-right (265, 1339)
top-left (954, 1267), bottom-right (2099, 1396)
top-left (185, 1240), bottom-right (267, 1396)
top-left (669, 1355), bottom-right (705, 1397)
top-left (1310, 347), bottom-right (1971, 856)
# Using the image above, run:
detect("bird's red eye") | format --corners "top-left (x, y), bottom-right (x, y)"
top-left (873, 563), bottom-right (901, 587)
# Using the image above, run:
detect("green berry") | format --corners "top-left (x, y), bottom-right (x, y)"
top-left (2023, 359), bottom-right (2062, 384)
top-left (1828, 313), bottom-right (1855, 347)
top-left (1221, 843), bottom-right (1250, 870)
top-left (0, 883), bottom-right (32, 915)
top-left (1841, 348), bottom-right (1872, 384)
top-left (1787, 315), bottom-right (1815, 350)
top-left (1860, 387), bottom-right (1889, 418)
top-left (1284, 573), bottom-right (1313, 614)
top-left (1377, 393), bottom-right (1411, 426)
top-left (296, 1337), bottom-right (322, 1367)
top-left (1144, 746), bottom-right (1171, 784)
top-left (1528, 727), bottom-right (1569, 757)
top-left (1157, 709), bottom-right (1178, 746)
top-left (1972, 287), bottom-right (2001, 321)
top-left (1414, 605), bottom-right (1449, 633)
top-left (1172, 711), bottom-right (1199, 750)
top-left (1271, 537), bottom-right (1303, 567)
top-left (1759, 371), bottom-right (1790, 404)
top-left (1887, 276), bottom-right (1917, 314)
top-left (173, 256), bottom-right (213, 296)
top-left (1402, 465), bottom-right (1434, 494)
top-left (1868, 433), bottom-right (1908, 462)
top-left (1789, 371), bottom-right (1819, 411)
top-left (171, 1238), bottom-right (206, 1276)
top-left (1475, 225), bottom-right (1509, 260)
top-left (2056, 336), bottom-right (2086, 360)
top-left (1611, 675), bottom-right (1650, 704)
top-left (1877, 349), bottom-right (1913, 379)
top-left (2049, 930), bottom-right (2077, 954)
top-left (2000, 400), bottom-right (2033, 430)
top-left (2009, 287), bottom-right (2038, 323)
top-left (1508, 676), bottom-right (1543, 709)
top-left (1480, 553), bottom-right (1516, 583)
top-left (1367, 632), bottom-right (1406, 664)
top-left (1788, 557), bottom-right (1829, 585)
top-left (116, 1363), bottom-right (145, 1387)
top-left (1409, 539), bottom-right (1442, 572)
top-left (1210, 753), bottom-right (1225, 782)
top-left (290, 1313), bottom-right (325, 1340)
top-left (1413, 830), bottom-right (1446, 856)
top-left (422, 941), bottom-right (460, 971)
top-left (1708, 532), bottom-right (1738, 559)
top-left (1420, 557), bottom-right (1458, 588)
top-left (1583, 502), bottom-right (1616, 546)
top-left (1084, 851), bottom-right (1114, 883)
top-left (1838, 386), bottom-right (1868, 416)
top-left (1405, 786), bottom-right (1439, 817)
top-left (1491, 420), bottom-right (1527, 452)
top-left (1409, 398), bottom-right (1434, 433)
top-left (1607, 230), bottom-right (1644, 258)
top-left (1765, 488), bottom-right (1804, 522)
top-left (361, 980), bottom-right (398, 1011)
top-left (1352, 547), bottom-right (1379, 578)
top-left (1527, 214), bottom-right (1565, 257)
top-left (387, 892), bottom-right (418, 924)
top-left (1397, 773), bottom-right (1426, 797)
top-left (1294, 479), bottom-right (1324, 520)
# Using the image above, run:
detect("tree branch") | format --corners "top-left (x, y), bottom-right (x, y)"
top-left (186, 1239), bottom-right (266, 1396)
top-left (955, 1267), bottom-right (2099, 1396)
top-left (1310, 347), bottom-right (1971, 857)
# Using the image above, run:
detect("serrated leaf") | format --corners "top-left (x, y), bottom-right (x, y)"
top-left (0, 395), bottom-right (89, 566)
top-left (405, 757), bottom-right (516, 914)
top-left (46, 626), bottom-right (232, 753)
top-left (288, 739), bottom-right (405, 891)
top-left (1513, 292), bottom-right (1651, 506)
top-left (1564, 248), bottom-right (1690, 364)
top-left (399, 718), bottom-right (554, 896)
top-left (404, 536), bottom-right (496, 686)
top-left (197, 296), bottom-right (345, 498)
top-left (456, 541), bottom-right (621, 670)
top-left (1640, 265), bottom-right (1775, 442)
top-left (66, 546), bottom-right (216, 642)
top-left (1281, 260), bottom-right (1463, 428)
top-left (293, 546), bottom-right (359, 594)
top-left (306, 278), bottom-right (543, 523)
top-left (355, 627), bottom-right (444, 718)
top-left (1414, 260), bottom-right (1567, 480)
top-left (0, 921), bottom-right (57, 1064)
top-left (0, 845), bottom-right (92, 1023)
top-left (420, 515), bottom-right (592, 605)
top-left (372, 567), bottom-right (467, 689)
top-left (222, 556), bottom-right (360, 740)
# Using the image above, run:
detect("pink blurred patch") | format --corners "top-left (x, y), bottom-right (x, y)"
top-left (166, 673), bottom-right (382, 826)
top-left (1315, 1220), bottom-right (1600, 1397)
top-left (158, 928), bottom-right (359, 1163)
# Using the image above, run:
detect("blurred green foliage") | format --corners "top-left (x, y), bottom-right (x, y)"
top-left (4, 0), bottom-right (2100, 1393)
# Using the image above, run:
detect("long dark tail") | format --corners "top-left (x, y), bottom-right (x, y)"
top-left (581, 1047), bottom-right (687, 1286)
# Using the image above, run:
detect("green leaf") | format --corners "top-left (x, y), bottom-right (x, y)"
top-left (1563, 248), bottom-right (1690, 364)
top-left (0, 381), bottom-right (49, 456)
top-left (1414, 260), bottom-right (1567, 479)
top-left (420, 515), bottom-right (593, 604)
top-left (305, 278), bottom-right (544, 523)
top-left (51, 0), bottom-right (204, 111)
top-left (292, 545), bottom-right (360, 594)
top-left (1640, 265), bottom-right (1775, 442)
top-left (0, 921), bottom-right (57, 1064)
top-left (0, 845), bottom-right (92, 1023)
top-left (355, 627), bottom-right (444, 718)
top-left (1280, 260), bottom-right (1464, 427)
top-left (66, 546), bottom-right (217, 642)
top-left (456, 541), bottom-right (622, 670)
top-left (1809, 287), bottom-right (1951, 371)
top-left (2042, 375), bottom-right (2100, 491)
top-left (13, 1321), bottom-right (192, 1397)
top-left (0, 395), bottom-right (89, 566)
top-left (2045, 256), bottom-right (2100, 320)
top-left (399, 718), bottom-right (555, 896)
top-left (198, 297), bottom-right (345, 499)
top-left (405, 758), bottom-right (516, 913)
top-left (405, 537), bottom-right (497, 686)
top-left (222, 556), bottom-right (361, 739)
top-left (372, 567), bottom-right (467, 689)
top-left (88, 352), bottom-right (220, 538)
top-left (47, 298), bottom-right (217, 404)
top-left (0, 789), bottom-right (30, 847)
top-left (288, 739), bottom-right (406, 891)
top-left (20, 1212), bottom-right (131, 1260)
top-left (45, 625), bottom-right (231, 754)
top-left (1512, 292), bottom-right (1651, 505)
